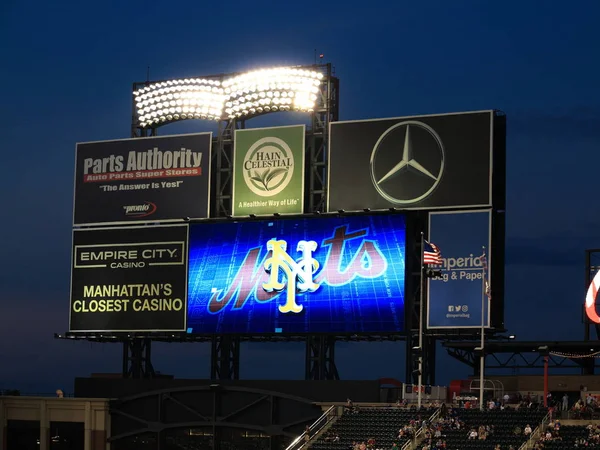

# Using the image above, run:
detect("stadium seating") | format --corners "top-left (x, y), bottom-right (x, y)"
top-left (538, 425), bottom-right (590, 449)
top-left (420, 408), bottom-right (547, 450)
top-left (310, 407), bottom-right (437, 450)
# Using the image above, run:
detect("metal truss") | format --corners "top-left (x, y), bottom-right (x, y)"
top-left (307, 64), bottom-right (338, 212)
top-left (214, 119), bottom-right (243, 217)
top-left (210, 335), bottom-right (240, 380)
top-left (305, 335), bottom-right (340, 380)
top-left (109, 385), bottom-right (322, 450)
top-left (122, 339), bottom-right (155, 378)
top-left (444, 341), bottom-right (598, 375)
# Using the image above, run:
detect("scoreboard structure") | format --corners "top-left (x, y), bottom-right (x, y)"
top-left (58, 63), bottom-right (507, 385)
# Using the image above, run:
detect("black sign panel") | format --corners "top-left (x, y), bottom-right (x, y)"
top-left (69, 225), bottom-right (189, 332)
top-left (327, 111), bottom-right (494, 211)
top-left (73, 133), bottom-right (211, 225)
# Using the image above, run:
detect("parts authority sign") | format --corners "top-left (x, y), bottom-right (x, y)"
top-left (232, 125), bottom-right (305, 216)
top-left (73, 133), bottom-right (211, 225)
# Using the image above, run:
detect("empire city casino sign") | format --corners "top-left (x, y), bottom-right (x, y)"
top-left (187, 215), bottom-right (407, 334)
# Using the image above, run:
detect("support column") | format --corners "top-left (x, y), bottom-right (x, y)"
top-left (307, 63), bottom-right (338, 213)
top-left (423, 336), bottom-right (437, 386)
top-left (210, 336), bottom-right (240, 380)
top-left (39, 400), bottom-right (49, 450)
top-left (405, 212), bottom-right (428, 385)
top-left (0, 398), bottom-right (5, 450)
top-left (122, 339), bottom-right (155, 379)
top-left (84, 402), bottom-right (92, 450)
top-left (305, 336), bottom-right (339, 380)
top-left (544, 356), bottom-right (549, 408)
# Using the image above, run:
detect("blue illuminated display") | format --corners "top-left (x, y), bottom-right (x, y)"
top-left (187, 215), bottom-right (406, 334)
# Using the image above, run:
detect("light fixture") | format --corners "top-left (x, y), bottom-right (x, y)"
top-left (133, 66), bottom-right (324, 126)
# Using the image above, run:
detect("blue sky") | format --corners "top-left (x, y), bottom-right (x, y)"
top-left (0, 0), bottom-right (599, 393)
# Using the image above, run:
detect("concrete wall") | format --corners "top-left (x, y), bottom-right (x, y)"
top-left (0, 396), bottom-right (110, 450)
top-left (75, 378), bottom-right (382, 402)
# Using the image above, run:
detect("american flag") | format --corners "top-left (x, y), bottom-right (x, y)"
top-left (481, 249), bottom-right (491, 299)
top-left (423, 240), bottom-right (442, 265)
top-left (480, 252), bottom-right (488, 271)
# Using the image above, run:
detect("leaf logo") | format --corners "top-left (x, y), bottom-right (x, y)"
top-left (250, 167), bottom-right (290, 191)
top-left (242, 136), bottom-right (295, 197)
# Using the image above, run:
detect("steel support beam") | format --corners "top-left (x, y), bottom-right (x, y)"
top-left (122, 339), bottom-right (155, 378)
top-left (305, 335), bottom-right (339, 380)
top-left (446, 347), bottom-right (592, 372)
top-left (307, 63), bottom-right (338, 213)
top-left (210, 335), bottom-right (240, 380)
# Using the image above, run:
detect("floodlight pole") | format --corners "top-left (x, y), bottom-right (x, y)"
top-left (479, 248), bottom-right (486, 411)
top-left (417, 232), bottom-right (425, 409)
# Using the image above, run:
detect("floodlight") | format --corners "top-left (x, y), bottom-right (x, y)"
top-left (133, 66), bottom-right (324, 127)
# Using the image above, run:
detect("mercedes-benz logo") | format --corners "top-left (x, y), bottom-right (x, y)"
top-left (369, 120), bottom-right (445, 205)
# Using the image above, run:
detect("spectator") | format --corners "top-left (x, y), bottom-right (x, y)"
top-left (562, 393), bottom-right (569, 411)
top-left (345, 398), bottom-right (354, 413)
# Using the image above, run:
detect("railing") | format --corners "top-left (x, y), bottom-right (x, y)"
top-left (400, 438), bottom-right (412, 450)
top-left (285, 405), bottom-right (338, 450)
top-left (401, 405), bottom-right (442, 450)
top-left (518, 411), bottom-right (550, 450)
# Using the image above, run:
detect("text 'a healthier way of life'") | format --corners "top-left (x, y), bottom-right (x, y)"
top-left (83, 148), bottom-right (202, 182)
top-left (238, 198), bottom-right (300, 208)
top-left (72, 283), bottom-right (183, 313)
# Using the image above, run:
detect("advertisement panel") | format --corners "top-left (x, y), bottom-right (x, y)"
top-left (73, 133), bottom-right (211, 225)
top-left (187, 215), bottom-right (406, 334)
top-left (327, 111), bottom-right (493, 212)
top-left (232, 125), bottom-right (305, 217)
top-left (70, 225), bottom-right (189, 332)
top-left (585, 266), bottom-right (600, 324)
top-left (427, 210), bottom-right (491, 329)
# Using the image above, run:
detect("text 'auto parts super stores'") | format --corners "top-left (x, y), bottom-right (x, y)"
top-left (69, 109), bottom-right (504, 337)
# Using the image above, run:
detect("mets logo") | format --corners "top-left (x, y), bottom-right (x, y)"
top-left (586, 270), bottom-right (600, 323)
top-left (207, 225), bottom-right (389, 315)
top-left (263, 239), bottom-right (320, 314)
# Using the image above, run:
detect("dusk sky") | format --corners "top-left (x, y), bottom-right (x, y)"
top-left (1, 1), bottom-right (599, 393)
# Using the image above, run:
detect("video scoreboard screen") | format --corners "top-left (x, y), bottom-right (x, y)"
top-left (186, 214), bottom-right (406, 334)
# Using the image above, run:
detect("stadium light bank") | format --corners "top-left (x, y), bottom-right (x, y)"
top-left (133, 66), bottom-right (324, 127)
